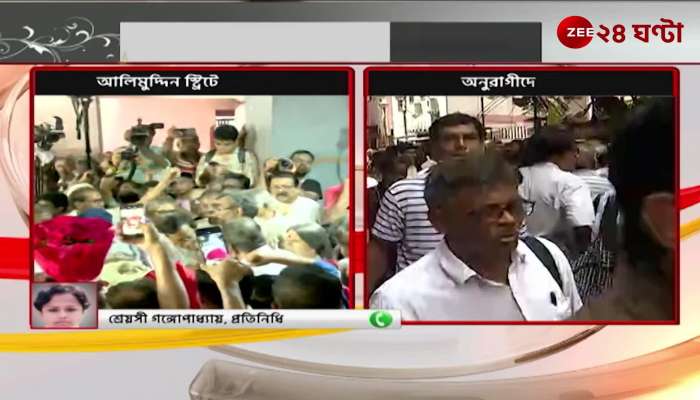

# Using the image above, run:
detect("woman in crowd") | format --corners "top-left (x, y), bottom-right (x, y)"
top-left (284, 223), bottom-right (337, 272)
top-left (33, 285), bottom-right (91, 328)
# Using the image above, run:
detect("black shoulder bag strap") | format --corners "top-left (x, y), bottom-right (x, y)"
top-left (522, 236), bottom-right (563, 290)
top-left (204, 149), bottom-right (245, 165)
top-left (593, 193), bottom-right (602, 211)
top-left (599, 193), bottom-right (619, 253)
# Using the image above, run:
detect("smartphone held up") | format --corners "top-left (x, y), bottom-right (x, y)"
top-left (120, 204), bottom-right (146, 237)
top-left (196, 226), bottom-right (229, 265)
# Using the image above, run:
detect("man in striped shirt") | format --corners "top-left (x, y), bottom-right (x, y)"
top-left (368, 113), bottom-right (486, 293)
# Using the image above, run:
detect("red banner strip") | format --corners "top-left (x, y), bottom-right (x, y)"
top-left (680, 186), bottom-right (700, 210)
top-left (0, 237), bottom-right (29, 279)
top-left (0, 184), bottom-right (698, 280)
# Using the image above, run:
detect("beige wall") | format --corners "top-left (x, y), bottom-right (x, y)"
top-left (34, 95), bottom-right (249, 157)
top-left (97, 96), bottom-right (246, 152)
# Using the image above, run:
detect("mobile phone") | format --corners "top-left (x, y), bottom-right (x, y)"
top-left (196, 226), bottom-right (229, 265)
top-left (120, 205), bottom-right (145, 236)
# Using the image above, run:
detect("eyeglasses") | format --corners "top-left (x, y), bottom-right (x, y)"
top-left (212, 204), bottom-right (237, 212)
top-left (467, 197), bottom-right (535, 221)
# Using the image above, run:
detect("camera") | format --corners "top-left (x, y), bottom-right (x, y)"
top-left (277, 158), bottom-right (295, 171)
top-left (127, 118), bottom-right (165, 146)
top-left (34, 117), bottom-right (65, 151)
top-left (120, 146), bottom-right (139, 161)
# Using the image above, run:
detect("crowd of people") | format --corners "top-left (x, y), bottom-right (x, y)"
top-left (368, 99), bottom-right (675, 321)
top-left (33, 122), bottom-right (350, 310)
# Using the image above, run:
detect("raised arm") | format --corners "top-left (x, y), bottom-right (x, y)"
top-left (139, 167), bottom-right (180, 204)
top-left (201, 259), bottom-right (252, 309)
top-left (141, 223), bottom-right (190, 309)
top-left (161, 127), bottom-right (179, 164)
top-left (245, 248), bottom-right (318, 268)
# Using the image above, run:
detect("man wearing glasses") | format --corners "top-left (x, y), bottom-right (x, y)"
top-left (370, 151), bottom-right (582, 321)
top-left (368, 113), bottom-right (486, 294)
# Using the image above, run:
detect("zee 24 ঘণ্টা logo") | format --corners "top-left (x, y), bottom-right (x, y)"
top-left (556, 16), bottom-right (684, 49)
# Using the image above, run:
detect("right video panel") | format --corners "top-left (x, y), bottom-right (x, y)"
top-left (364, 66), bottom-right (678, 324)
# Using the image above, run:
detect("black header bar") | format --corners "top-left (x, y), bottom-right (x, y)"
top-left (368, 69), bottom-right (676, 96)
top-left (34, 69), bottom-right (350, 96)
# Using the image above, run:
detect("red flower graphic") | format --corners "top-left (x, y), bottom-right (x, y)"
top-left (33, 215), bottom-right (115, 282)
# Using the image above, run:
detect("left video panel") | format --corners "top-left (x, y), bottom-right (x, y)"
top-left (30, 65), bottom-right (363, 329)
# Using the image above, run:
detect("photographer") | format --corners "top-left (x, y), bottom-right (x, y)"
top-left (54, 157), bottom-right (79, 192)
top-left (34, 120), bottom-right (66, 196)
top-left (117, 120), bottom-right (170, 184)
top-left (250, 156), bottom-right (297, 203)
top-left (195, 125), bottom-right (259, 188)
top-left (162, 127), bottom-right (202, 176)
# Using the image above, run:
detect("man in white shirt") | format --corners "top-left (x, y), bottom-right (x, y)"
top-left (518, 127), bottom-right (595, 259)
top-left (267, 171), bottom-right (321, 228)
top-left (368, 113), bottom-right (486, 294)
top-left (371, 152), bottom-right (582, 321)
top-left (574, 141), bottom-right (614, 203)
top-left (210, 190), bottom-right (284, 248)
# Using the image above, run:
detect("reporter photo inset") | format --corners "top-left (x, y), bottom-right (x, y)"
top-left (365, 66), bottom-right (678, 324)
top-left (31, 282), bottom-right (98, 329)
top-left (30, 66), bottom-right (353, 316)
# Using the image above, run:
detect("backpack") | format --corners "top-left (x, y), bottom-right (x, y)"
top-left (522, 236), bottom-right (563, 290)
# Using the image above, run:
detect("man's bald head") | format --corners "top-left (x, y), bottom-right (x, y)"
top-left (221, 217), bottom-right (267, 253)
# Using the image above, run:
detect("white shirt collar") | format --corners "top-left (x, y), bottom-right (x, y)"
top-left (436, 240), bottom-right (521, 285)
top-left (436, 240), bottom-right (479, 284)
top-left (431, 238), bottom-right (582, 320)
top-left (540, 161), bottom-right (561, 171)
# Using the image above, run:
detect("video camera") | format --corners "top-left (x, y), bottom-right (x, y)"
top-left (126, 118), bottom-right (165, 147)
top-left (120, 146), bottom-right (139, 162)
top-left (121, 118), bottom-right (165, 160)
top-left (34, 117), bottom-right (66, 151)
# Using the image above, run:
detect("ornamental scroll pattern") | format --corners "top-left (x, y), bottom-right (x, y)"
top-left (0, 17), bottom-right (119, 62)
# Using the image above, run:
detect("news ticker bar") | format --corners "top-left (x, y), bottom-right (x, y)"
top-left (34, 70), bottom-right (350, 96)
top-left (100, 310), bottom-right (401, 329)
top-left (368, 69), bottom-right (676, 96)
